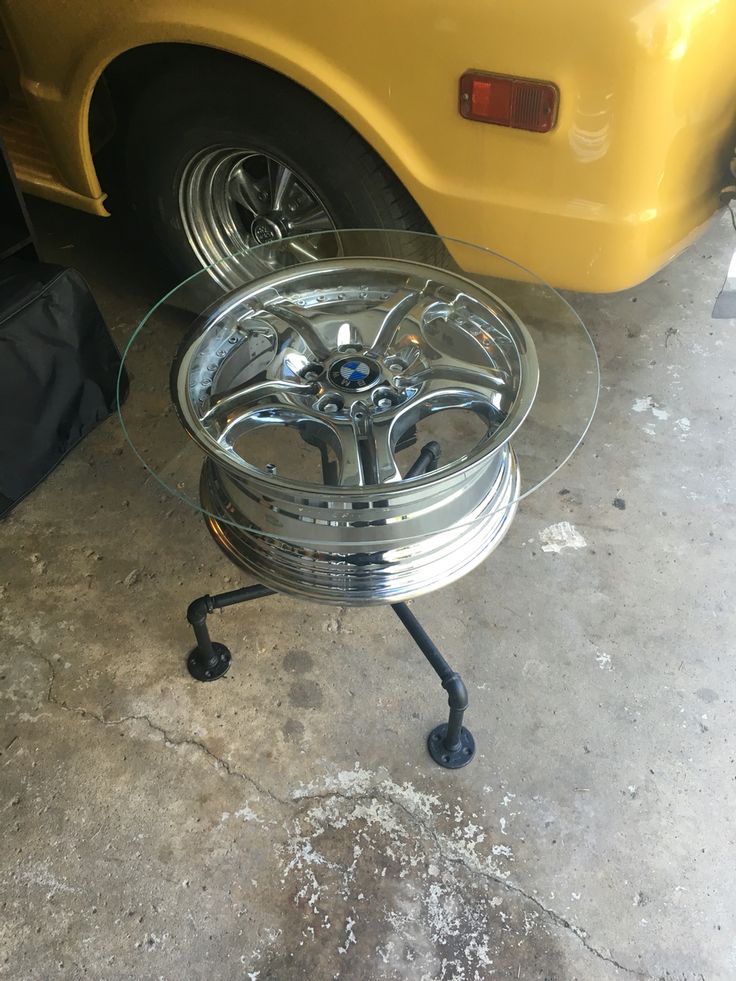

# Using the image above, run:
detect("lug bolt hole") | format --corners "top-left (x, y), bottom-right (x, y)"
top-left (301, 363), bottom-right (324, 381)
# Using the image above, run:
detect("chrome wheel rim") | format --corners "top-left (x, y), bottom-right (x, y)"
top-left (172, 257), bottom-right (539, 604)
top-left (179, 147), bottom-right (338, 283)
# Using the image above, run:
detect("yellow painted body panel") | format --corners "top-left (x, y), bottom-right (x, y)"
top-left (0, 0), bottom-right (734, 290)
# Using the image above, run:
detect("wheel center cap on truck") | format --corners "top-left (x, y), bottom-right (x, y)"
top-left (251, 217), bottom-right (282, 245)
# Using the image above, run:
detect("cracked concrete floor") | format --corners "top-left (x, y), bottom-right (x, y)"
top-left (1, 200), bottom-right (735, 981)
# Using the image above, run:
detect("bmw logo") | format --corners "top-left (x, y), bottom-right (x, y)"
top-left (341, 360), bottom-right (370, 382)
top-left (328, 356), bottom-right (381, 390)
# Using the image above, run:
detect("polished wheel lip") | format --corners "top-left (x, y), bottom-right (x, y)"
top-left (200, 447), bottom-right (520, 605)
top-left (178, 146), bottom-right (338, 282)
top-left (171, 256), bottom-right (540, 497)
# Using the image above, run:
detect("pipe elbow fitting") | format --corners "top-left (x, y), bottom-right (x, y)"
top-left (186, 594), bottom-right (213, 625)
top-left (442, 671), bottom-right (469, 711)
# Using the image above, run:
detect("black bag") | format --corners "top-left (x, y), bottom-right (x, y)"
top-left (0, 259), bottom-right (127, 516)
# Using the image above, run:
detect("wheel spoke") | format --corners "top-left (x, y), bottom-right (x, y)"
top-left (410, 387), bottom-right (504, 418)
top-left (227, 163), bottom-right (264, 215)
top-left (369, 288), bottom-right (424, 356)
top-left (201, 379), bottom-right (315, 426)
top-left (326, 421), bottom-right (366, 486)
top-left (421, 303), bottom-right (518, 369)
top-left (387, 364), bottom-right (514, 430)
top-left (286, 204), bottom-right (334, 233)
top-left (218, 403), bottom-right (322, 452)
top-left (322, 406), bottom-right (402, 487)
top-left (287, 239), bottom-right (322, 262)
top-left (365, 418), bottom-right (403, 483)
top-left (249, 297), bottom-right (332, 361)
top-left (267, 159), bottom-right (297, 211)
top-left (400, 364), bottom-right (511, 402)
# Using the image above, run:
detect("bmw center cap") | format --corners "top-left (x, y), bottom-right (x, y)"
top-left (328, 356), bottom-right (381, 391)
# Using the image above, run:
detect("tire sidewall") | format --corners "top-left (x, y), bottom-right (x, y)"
top-left (127, 79), bottom-right (406, 278)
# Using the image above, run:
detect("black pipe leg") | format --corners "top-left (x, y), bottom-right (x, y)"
top-left (186, 595), bottom-right (231, 681)
top-left (392, 602), bottom-right (476, 769)
top-left (184, 585), bottom-right (474, 767)
top-left (185, 584), bottom-right (276, 682)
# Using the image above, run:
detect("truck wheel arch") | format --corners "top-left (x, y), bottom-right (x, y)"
top-left (88, 42), bottom-right (428, 230)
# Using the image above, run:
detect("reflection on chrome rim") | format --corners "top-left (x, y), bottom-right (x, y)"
top-left (178, 147), bottom-right (338, 285)
top-left (172, 256), bottom-right (539, 604)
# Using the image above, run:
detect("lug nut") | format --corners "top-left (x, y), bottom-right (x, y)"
top-left (387, 361), bottom-right (404, 373)
top-left (323, 401), bottom-right (339, 413)
top-left (377, 397), bottom-right (393, 409)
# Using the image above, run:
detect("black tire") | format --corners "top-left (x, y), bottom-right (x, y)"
top-left (125, 55), bottom-right (432, 280)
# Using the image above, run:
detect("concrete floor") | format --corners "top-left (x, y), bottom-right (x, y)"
top-left (1, 200), bottom-right (735, 981)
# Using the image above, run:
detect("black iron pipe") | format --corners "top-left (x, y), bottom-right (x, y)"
top-left (211, 584), bottom-right (277, 609)
top-left (405, 441), bottom-right (442, 478)
top-left (392, 602), bottom-right (470, 753)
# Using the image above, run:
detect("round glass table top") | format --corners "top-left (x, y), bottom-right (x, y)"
top-left (117, 230), bottom-right (599, 547)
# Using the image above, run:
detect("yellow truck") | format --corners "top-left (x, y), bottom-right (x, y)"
top-left (1, 0), bottom-right (735, 291)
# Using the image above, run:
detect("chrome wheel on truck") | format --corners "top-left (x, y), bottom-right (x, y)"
top-left (179, 147), bottom-right (338, 279)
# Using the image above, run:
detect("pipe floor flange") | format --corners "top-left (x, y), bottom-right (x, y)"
top-left (187, 642), bottom-right (231, 682)
top-left (427, 723), bottom-right (476, 769)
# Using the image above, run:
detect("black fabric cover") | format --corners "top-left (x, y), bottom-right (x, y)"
top-left (0, 259), bottom-right (127, 516)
